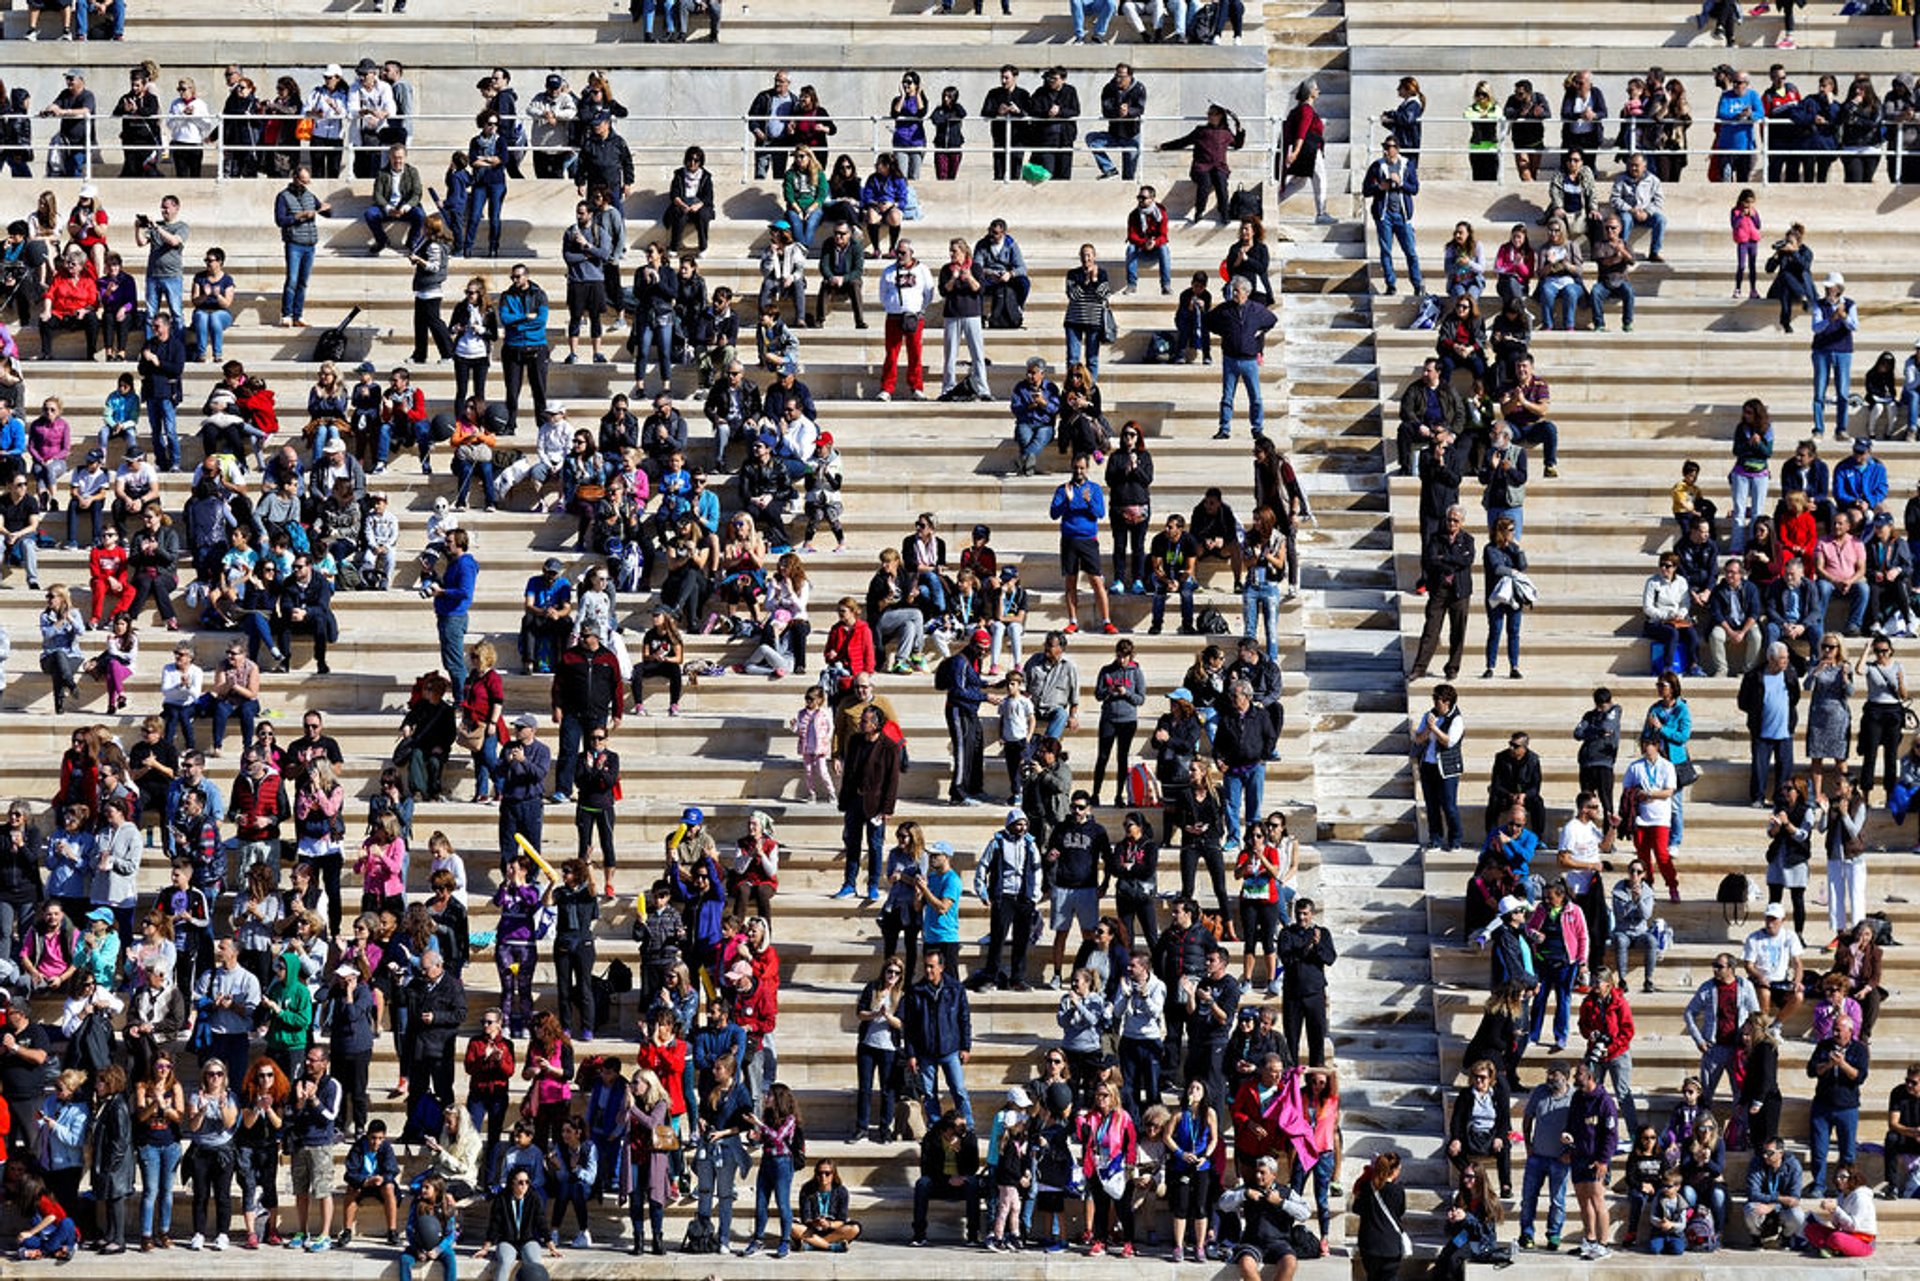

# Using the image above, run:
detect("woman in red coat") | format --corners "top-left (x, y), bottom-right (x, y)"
top-left (821, 596), bottom-right (876, 692)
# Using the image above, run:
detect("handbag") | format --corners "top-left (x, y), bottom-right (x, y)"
top-left (1119, 504), bottom-right (1149, 525)
top-left (1373, 1181), bottom-right (1415, 1258)
top-left (1672, 759), bottom-right (1700, 789)
top-left (1101, 305), bottom-right (1118, 345)
top-left (455, 716), bottom-right (489, 753)
top-left (898, 312), bottom-right (924, 336)
top-left (651, 1124), bottom-right (683, 1153)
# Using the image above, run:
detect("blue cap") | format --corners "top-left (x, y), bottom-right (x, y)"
top-left (1168, 688), bottom-right (1194, 703)
top-left (682, 806), bottom-right (704, 826)
top-left (929, 840), bottom-right (953, 857)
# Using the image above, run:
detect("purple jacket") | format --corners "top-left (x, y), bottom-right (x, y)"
top-left (1566, 1083), bottom-right (1620, 1168)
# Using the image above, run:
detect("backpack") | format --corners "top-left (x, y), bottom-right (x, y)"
top-left (1408, 294), bottom-right (1441, 330)
top-left (1684, 1207), bottom-right (1720, 1252)
top-left (1197, 606), bottom-right (1230, 635)
top-left (1863, 911), bottom-right (1898, 947)
top-left (1187, 0), bottom-right (1222, 40)
top-left (1146, 331), bottom-right (1175, 364)
top-left (1716, 872), bottom-right (1751, 925)
top-left (1227, 183), bottom-right (1263, 222)
top-left (933, 655), bottom-right (955, 692)
top-left (1126, 762), bottom-right (1161, 808)
top-left (681, 1214), bottom-right (722, 1254)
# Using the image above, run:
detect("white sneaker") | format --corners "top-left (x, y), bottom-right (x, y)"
top-left (571, 1230), bottom-right (592, 1248)
top-left (1588, 1243), bottom-right (1612, 1259)
top-left (876, 390), bottom-right (892, 402)
top-left (188, 1233), bottom-right (205, 1251)
top-left (211, 1234), bottom-right (230, 1251)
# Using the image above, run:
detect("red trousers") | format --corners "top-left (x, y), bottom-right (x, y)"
top-left (880, 312), bottom-right (925, 394)
top-left (90, 574), bottom-right (136, 625)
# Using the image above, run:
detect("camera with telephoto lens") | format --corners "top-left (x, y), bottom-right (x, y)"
top-left (1583, 1029), bottom-right (1612, 1072)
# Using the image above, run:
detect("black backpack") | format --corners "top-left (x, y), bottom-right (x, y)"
top-left (681, 1214), bottom-right (722, 1254)
top-left (1197, 607), bottom-right (1231, 635)
top-left (1227, 183), bottom-right (1264, 222)
top-left (1863, 911), bottom-right (1898, 947)
top-left (1716, 872), bottom-right (1750, 925)
top-left (1187, 1), bottom-right (1222, 41)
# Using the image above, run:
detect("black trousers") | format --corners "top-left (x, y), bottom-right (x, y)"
top-left (1412, 587), bottom-right (1469, 678)
top-left (982, 892), bottom-right (1035, 986)
top-left (554, 937), bottom-right (599, 1034)
top-left (1283, 990), bottom-right (1328, 1066)
top-left (500, 344), bottom-right (549, 433)
top-left (945, 704), bottom-right (984, 801)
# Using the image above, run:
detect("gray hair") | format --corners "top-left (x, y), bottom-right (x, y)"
top-left (1229, 276), bottom-right (1253, 299)
top-left (1767, 641), bottom-right (1788, 661)
top-left (1295, 79), bottom-right (1318, 102)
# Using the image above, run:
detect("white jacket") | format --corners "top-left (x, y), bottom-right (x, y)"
top-left (1642, 572), bottom-right (1690, 623)
top-left (879, 258), bottom-right (936, 316)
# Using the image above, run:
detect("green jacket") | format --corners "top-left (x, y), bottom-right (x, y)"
top-left (371, 163), bottom-right (424, 214)
top-left (263, 970), bottom-right (314, 1052)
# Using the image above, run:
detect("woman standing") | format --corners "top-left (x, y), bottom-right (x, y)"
top-left (1413, 684), bottom-right (1465, 850)
top-left (1482, 516), bottom-right (1528, 680)
top-left (1164, 1078), bottom-right (1214, 1263)
top-left (1278, 80), bottom-right (1331, 220)
top-left (890, 73), bottom-right (930, 180)
top-left (235, 1056), bottom-right (288, 1246)
top-left (1821, 774), bottom-right (1869, 943)
top-left (1856, 636), bottom-right (1906, 803)
top-left (930, 86), bottom-right (967, 180)
top-left (742, 1082), bottom-right (802, 1259)
top-left (1076, 1080), bottom-right (1139, 1256)
top-left (1644, 673), bottom-right (1692, 850)
top-left (293, 758), bottom-right (346, 935)
top-left (1092, 639), bottom-right (1146, 805)
top-left (406, 216), bottom-right (455, 365)
top-left (694, 1053), bottom-right (753, 1253)
top-left (877, 821), bottom-right (926, 973)
top-left (1524, 879), bottom-right (1588, 1052)
top-left (522, 1010), bottom-right (576, 1150)
top-left (1729, 398), bottom-right (1774, 554)
top-left (624, 1069), bottom-right (674, 1255)
top-left (90, 1064), bottom-right (137, 1254)
top-left (132, 1052), bottom-right (185, 1249)
top-left (1806, 636), bottom-right (1855, 792)
top-left (1063, 243), bottom-right (1112, 379)
top-left (1173, 758), bottom-right (1232, 927)
top-left (464, 112), bottom-right (509, 259)
top-left (1382, 75), bottom-right (1426, 158)
top-left (1104, 422), bottom-right (1153, 593)
top-left (449, 277), bottom-right (497, 408)
top-left (1157, 105), bottom-right (1244, 225)
top-left (1241, 506), bottom-right (1287, 664)
top-left (182, 1057), bottom-right (238, 1249)
top-left (1353, 1152), bottom-right (1409, 1280)
top-left (460, 639), bottom-right (507, 803)
top-left (851, 955), bottom-right (904, 1142)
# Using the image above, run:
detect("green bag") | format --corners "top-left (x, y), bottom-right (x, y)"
top-left (1021, 161), bottom-right (1052, 184)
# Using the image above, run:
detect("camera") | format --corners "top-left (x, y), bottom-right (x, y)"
top-left (1583, 1030), bottom-right (1612, 1072)
top-left (135, 213), bottom-right (152, 229)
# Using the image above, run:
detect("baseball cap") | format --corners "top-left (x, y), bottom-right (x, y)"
top-left (815, 430), bottom-right (833, 448)
top-left (1168, 688), bottom-right (1193, 703)
top-left (85, 448), bottom-right (104, 463)
top-left (998, 565), bottom-right (1019, 581)
top-left (1765, 901), bottom-right (1786, 920)
top-left (512, 712), bottom-right (539, 730)
top-left (356, 57), bottom-right (378, 74)
top-left (972, 523), bottom-right (991, 540)
top-left (1007, 1086), bottom-right (1032, 1108)
top-left (1854, 438), bottom-right (1872, 454)
top-left (971, 628), bottom-right (992, 647)
top-left (87, 907), bottom-right (115, 924)
top-left (1824, 271), bottom-right (1846, 289)
top-left (545, 74), bottom-right (563, 90)
top-left (681, 806), bottom-right (705, 826)
top-left (542, 557), bottom-right (564, 573)
top-left (77, 183), bottom-right (98, 199)
top-left (1497, 895), bottom-right (1528, 917)
top-left (325, 64), bottom-right (344, 79)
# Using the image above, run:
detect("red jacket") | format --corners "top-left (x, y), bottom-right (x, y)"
top-left (824, 620), bottom-right (876, 682)
top-left (734, 945), bottom-right (780, 1038)
top-left (45, 272), bottom-right (98, 320)
top-left (234, 383), bottom-right (280, 438)
top-left (1127, 201), bottom-right (1169, 251)
top-left (89, 544), bottom-right (131, 587)
top-left (463, 1033), bottom-right (516, 1096)
top-left (1578, 985), bottom-right (1635, 1060)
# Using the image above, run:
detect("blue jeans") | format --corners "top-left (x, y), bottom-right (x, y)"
top-left (917, 1051), bottom-right (973, 1129)
top-left (1518, 1153), bottom-right (1569, 1240)
top-left (471, 734), bottom-right (500, 801)
top-left (210, 696), bottom-right (258, 751)
top-left (1812, 349), bottom-right (1853, 436)
top-left (636, 317), bottom-right (674, 391)
top-left (1730, 469), bottom-right (1769, 549)
top-left (1125, 242), bottom-right (1171, 290)
top-left (161, 701), bottom-right (197, 752)
top-left (1242, 580), bottom-right (1282, 662)
top-left (1088, 132), bottom-right (1141, 180)
top-left (1069, 0), bottom-right (1114, 36)
top-left (1625, 210), bottom-right (1667, 255)
top-left (1486, 606), bottom-right (1522, 670)
top-left (1222, 762), bottom-right (1265, 848)
top-left (1152, 575), bottom-right (1197, 629)
top-left (1815, 578), bottom-right (1869, 633)
top-left (438, 611), bottom-right (469, 697)
top-left (1219, 354), bottom-right (1262, 435)
top-left (452, 457), bottom-right (494, 507)
top-left (461, 185), bottom-right (504, 255)
top-left (1530, 960), bottom-right (1577, 1044)
top-left (855, 1042), bottom-right (896, 1132)
top-left (1904, 385), bottom-right (1920, 433)
top-left (839, 806), bottom-right (885, 891)
top-left (1014, 421), bottom-right (1054, 464)
top-left (281, 242), bottom-right (315, 322)
top-left (1374, 209), bottom-right (1423, 293)
top-left (366, 204), bottom-right (427, 253)
top-left (1065, 325), bottom-right (1103, 380)
top-left (138, 1139), bottom-right (181, 1237)
top-left (1683, 1183), bottom-right (1728, 1234)
top-left (192, 309), bottom-right (234, 360)
top-left (146, 277), bottom-right (183, 327)
top-left (1807, 1099), bottom-right (1858, 1195)
top-left (397, 1237), bottom-right (457, 1281)
top-left (786, 205), bottom-right (823, 249)
top-left (752, 1153), bottom-right (795, 1244)
top-left (1590, 279), bottom-right (1635, 327)
top-left (1538, 276), bottom-right (1584, 329)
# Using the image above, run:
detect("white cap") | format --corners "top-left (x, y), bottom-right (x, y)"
top-left (1824, 271), bottom-right (1846, 289)
top-left (1497, 895), bottom-right (1528, 917)
top-left (1764, 901), bottom-right (1786, 920)
top-left (77, 183), bottom-right (97, 199)
top-left (325, 63), bottom-right (344, 79)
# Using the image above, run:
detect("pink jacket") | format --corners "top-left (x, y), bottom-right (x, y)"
top-left (357, 836), bottom-right (407, 899)
top-left (1076, 1105), bottom-right (1139, 1179)
top-left (1526, 899), bottom-right (1589, 966)
top-left (792, 705), bottom-right (832, 758)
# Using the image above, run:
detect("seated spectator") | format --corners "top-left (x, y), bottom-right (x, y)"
top-left (759, 223), bottom-right (806, 327)
top-left (792, 1158), bottom-right (862, 1253)
top-left (861, 153), bottom-right (910, 256)
top-left (1814, 508), bottom-right (1868, 637)
top-left (1744, 902), bottom-right (1804, 1027)
top-left (664, 145), bottom-right (716, 255)
top-left (1533, 220), bottom-right (1585, 332)
top-left (338, 1118), bottom-right (400, 1245)
top-left (1542, 150), bottom-right (1599, 245)
top-left (1803, 1162), bottom-right (1876, 1257)
top-left (910, 1110), bottom-right (982, 1246)
top-left (364, 144), bottom-right (427, 256)
top-left (1743, 1136), bottom-right (1806, 1246)
top-left (1706, 557), bottom-right (1763, 677)
top-left (37, 250), bottom-right (98, 361)
top-left (479, 1166), bottom-right (553, 1280)
top-left (1610, 152), bottom-right (1666, 261)
top-left (812, 223), bottom-right (865, 330)
top-left (1588, 215), bottom-right (1636, 333)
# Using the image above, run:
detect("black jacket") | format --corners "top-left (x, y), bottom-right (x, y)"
top-left (484, 1190), bottom-right (551, 1248)
top-left (406, 971), bottom-right (467, 1062)
top-left (1211, 702), bottom-right (1276, 769)
top-left (1277, 922), bottom-right (1337, 999)
top-left (1027, 83), bottom-right (1080, 147)
top-left (1422, 529), bottom-right (1476, 598)
top-left (1488, 748), bottom-right (1543, 807)
top-left (576, 131), bottom-right (634, 194)
top-left (1738, 665), bottom-right (1802, 737)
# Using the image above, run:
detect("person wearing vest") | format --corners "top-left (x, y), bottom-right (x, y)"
top-left (970, 811), bottom-right (1042, 992)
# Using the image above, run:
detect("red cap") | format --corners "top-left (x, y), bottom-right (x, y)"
top-left (815, 431), bottom-right (834, 448)
top-left (971, 628), bottom-right (992, 646)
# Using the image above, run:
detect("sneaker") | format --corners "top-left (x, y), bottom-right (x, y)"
top-left (334, 1228), bottom-right (352, 1247)
top-left (211, 1235), bottom-right (229, 1251)
top-left (1543, 465), bottom-right (1559, 478)
top-left (1518, 1234), bottom-right (1534, 1251)
top-left (1545, 1234), bottom-right (1560, 1250)
top-left (1588, 1243), bottom-right (1612, 1259)
top-left (830, 884), bottom-right (857, 899)
top-left (242, 1234), bottom-right (259, 1251)
top-left (284, 1234), bottom-right (306, 1250)
top-left (305, 1237), bottom-right (331, 1252)
top-left (187, 1234), bottom-right (205, 1251)
top-left (384, 1231), bottom-right (399, 1248)
top-left (1089, 1241), bottom-right (1106, 1256)
top-left (740, 1240), bottom-right (763, 1257)
top-left (570, 1231), bottom-right (592, 1248)
top-left (1100, 620), bottom-right (1118, 634)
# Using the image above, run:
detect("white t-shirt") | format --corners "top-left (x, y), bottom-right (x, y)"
top-left (1555, 819), bottom-right (1605, 894)
top-left (1623, 755), bottom-right (1676, 828)
top-left (1743, 924), bottom-right (1803, 984)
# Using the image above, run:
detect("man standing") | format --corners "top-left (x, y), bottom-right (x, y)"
top-left (970, 810), bottom-right (1042, 992)
top-left (1807, 1013), bottom-right (1870, 1198)
top-left (498, 265), bottom-right (551, 435)
top-left (433, 528), bottom-right (477, 694)
top-left (1683, 951), bottom-right (1760, 1108)
top-left (112, 67), bottom-right (161, 176)
top-left (497, 714), bottom-right (552, 870)
top-left (903, 951), bottom-right (973, 1130)
top-left (1276, 898), bottom-right (1336, 1061)
top-left (272, 169), bottom-right (328, 330)
top-left (289, 1046), bottom-right (344, 1249)
top-left (528, 75), bottom-right (578, 180)
top-left (550, 622), bottom-right (621, 801)
top-left (1213, 681), bottom-right (1276, 850)
top-left (836, 705), bottom-right (902, 899)
top-left (1360, 136), bottom-right (1422, 297)
top-left (1566, 1061), bottom-right (1619, 1260)
top-left (134, 193), bottom-right (188, 326)
top-left (747, 70), bottom-right (796, 180)
top-left (1088, 63), bottom-right (1146, 181)
top-left (1739, 642), bottom-right (1799, 805)
top-left (381, 61), bottom-right (414, 139)
top-left (194, 939), bottom-right (261, 1084)
top-left (401, 949), bottom-right (466, 1144)
top-left (1517, 1062), bottom-right (1573, 1252)
top-left (1152, 897), bottom-right (1209, 1077)
top-left (1048, 452), bottom-right (1114, 635)
top-left (1205, 277), bottom-right (1277, 440)
top-left (572, 112), bottom-right (633, 202)
top-left (876, 241), bottom-right (933, 403)
top-left (1184, 945), bottom-right (1240, 1115)
top-left (139, 310), bottom-right (186, 471)
top-left (364, 144), bottom-right (425, 256)
top-left (1043, 791), bottom-right (1109, 987)
top-left (938, 628), bottom-right (997, 806)
top-left (1409, 506), bottom-right (1474, 681)
top-left (1811, 272), bottom-right (1857, 439)
top-left (980, 66), bottom-right (1033, 182)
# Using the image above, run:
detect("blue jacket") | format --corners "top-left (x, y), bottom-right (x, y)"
top-left (142, 327), bottom-right (187, 405)
top-left (1715, 88), bottom-right (1765, 150)
top-left (1833, 455), bottom-right (1887, 509)
top-left (904, 973), bottom-right (972, 1059)
top-left (1709, 579), bottom-right (1763, 631)
top-left (1050, 478), bottom-right (1106, 540)
top-left (344, 1134), bottom-right (400, 1184)
top-left (436, 551), bottom-right (478, 618)
top-left (1010, 379), bottom-right (1061, 430)
top-left (940, 650), bottom-right (988, 713)
top-left (1745, 1149), bottom-right (1803, 1205)
top-left (498, 283), bottom-right (550, 350)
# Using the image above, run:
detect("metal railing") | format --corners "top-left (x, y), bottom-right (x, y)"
top-left (10, 108), bottom-right (1289, 186)
top-left (1362, 113), bottom-right (1914, 185)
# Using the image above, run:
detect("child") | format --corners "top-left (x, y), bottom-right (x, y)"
top-left (999, 669), bottom-right (1035, 806)
top-left (12, 1171), bottom-right (78, 1261)
top-left (799, 432), bottom-right (844, 553)
top-left (427, 830), bottom-right (469, 907)
top-left (987, 1112), bottom-right (1032, 1251)
top-left (100, 371), bottom-right (140, 454)
top-left (1171, 271), bottom-right (1213, 365)
top-left (1621, 1124), bottom-right (1669, 1248)
top-left (1669, 460), bottom-right (1717, 540)
top-left (1864, 350), bottom-right (1899, 440)
top-left (755, 303), bottom-right (801, 377)
top-left (362, 492), bottom-right (400, 590)
top-left (791, 685), bottom-right (836, 804)
top-left (1646, 1169), bottom-right (1689, 1255)
top-left (415, 498), bottom-right (456, 599)
top-left (348, 362), bottom-right (384, 452)
top-left (655, 450), bottom-right (693, 529)
top-left (632, 880), bottom-right (685, 1005)
top-left (444, 152), bottom-right (474, 257)
top-left (959, 522), bottom-right (999, 582)
top-left (989, 563), bottom-right (1029, 675)
top-left (1730, 188), bottom-right (1762, 300)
